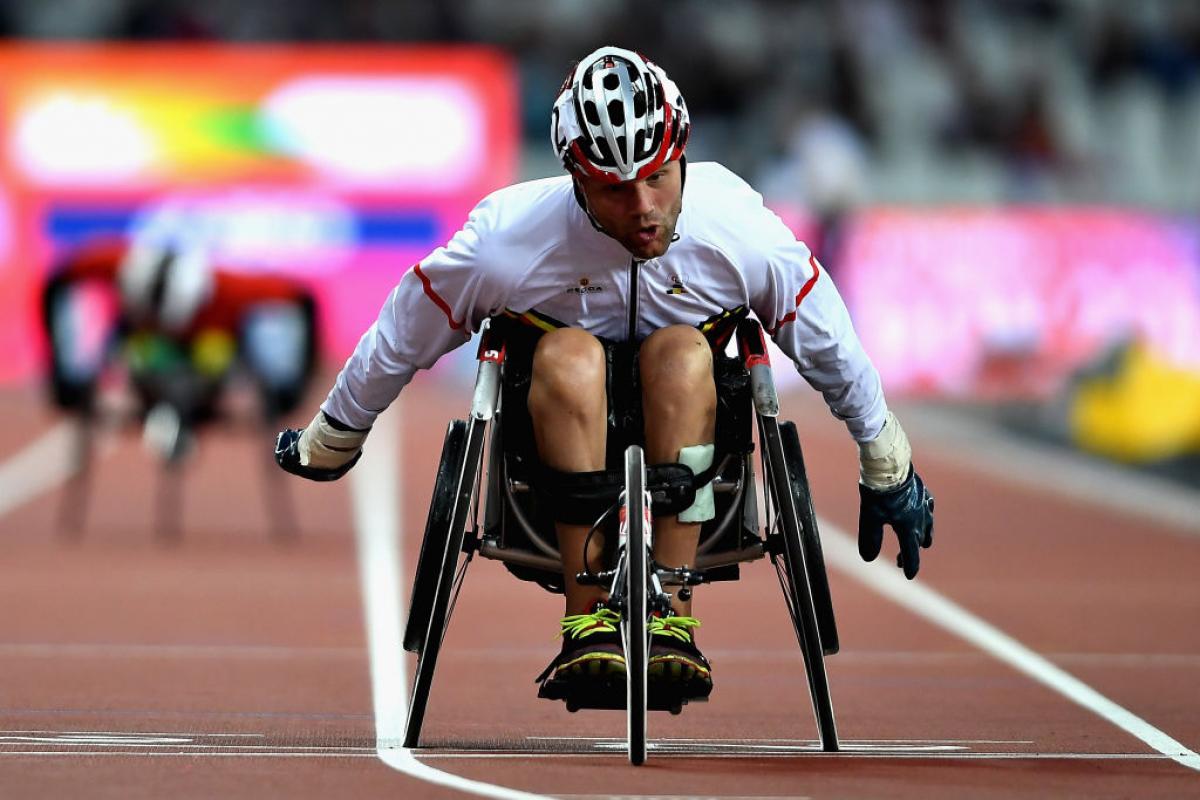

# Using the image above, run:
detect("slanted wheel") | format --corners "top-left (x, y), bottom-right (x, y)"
top-left (404, 420), bottom-right (468, 654)
top-left (403, 417), bottom-right (486, 748)
top-left (622, 445), bottom-right (649, 766)
top-left (760, 416), bottom-right (839, 752)
top-left (779, 421), bottom-right (839, 655)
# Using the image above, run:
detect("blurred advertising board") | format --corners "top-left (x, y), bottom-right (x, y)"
top-left (838, 208), bottom-right (1200, 399)
top-left (0, 44), bottom-right (517, 382)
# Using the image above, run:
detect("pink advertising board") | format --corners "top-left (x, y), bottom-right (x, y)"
top-left (0, 44), bottom-right (518, 382)
top-left (838, 208), bottom-right (1200, 398)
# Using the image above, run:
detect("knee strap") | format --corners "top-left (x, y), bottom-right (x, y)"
top-left (534, 462), bottom-right (706, 525)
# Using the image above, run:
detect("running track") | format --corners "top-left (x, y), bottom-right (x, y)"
top-left (0, 377), bottom-right (1197, 799)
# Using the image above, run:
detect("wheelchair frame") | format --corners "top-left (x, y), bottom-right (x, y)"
top-left (401, 317), bottom-right (840, 763)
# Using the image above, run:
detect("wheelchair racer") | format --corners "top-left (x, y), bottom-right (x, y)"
top-left (44, 236), bottom-right (318, 458)
top-left (277, 46), bottom-right (935, 705)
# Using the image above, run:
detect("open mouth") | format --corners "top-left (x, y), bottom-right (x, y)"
top-left (633, 225), bottom-right (659, 246)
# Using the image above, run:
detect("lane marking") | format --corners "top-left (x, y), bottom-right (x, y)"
top-left (0, 643), bottom-right (362, 660)
top-left (0, 420), bottom-right (88, 520)
top-left (527, 737), bottom-right (1034, 745)
top-left (0, 748), bottom-right (1185, 762)
top-left (6, 641), bottom-right (1193, 668)
top-left (350, 410), bottom-right (554, 800)
top-left (409, 751), bottom-right (1185, 761)
top-left (819, 520), bottom-right (1200, 773)
top-left (345, 646), bottom-right (1200, 668)
top-left (558, 796), bottom-right (812, 800)
top-left (0, 751), bottom-right (376, 758)
top-left (0, 730), bottom-right (263, 737)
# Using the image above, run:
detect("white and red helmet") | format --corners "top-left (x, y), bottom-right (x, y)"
top-left (118, 239), bottom-right (213, 334)
top-left (552, 46), bottom-right (690, 183)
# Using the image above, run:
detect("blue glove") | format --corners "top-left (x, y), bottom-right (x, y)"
top-left (858, 467), bottom-right (935, 580)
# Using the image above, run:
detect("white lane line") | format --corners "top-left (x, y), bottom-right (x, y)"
top-left (0, 751), bottom-right (376, 759)
top-left (386, 647), bottom-right (1200, 667)
top-left (819, 520), bottom-right (1200, 773)
top-left (410, 751), bottom-right (1182, 761)
top-left (350, 410), bottom-right (555, 800)
top-left (559, 796), bottom-right (811, 800)
top-left (525, 743), bottom-right (1032, 748)
top-left (0, 741), bottom-right (372, 752)
top-left (0, 643), bottom-right (362, 660)
top-left (0, 420), bottom-right (86, 520)
top-left (0, 750), bottom-right (1181, 762)
top-left (0, 730), bottom-right (263, 737)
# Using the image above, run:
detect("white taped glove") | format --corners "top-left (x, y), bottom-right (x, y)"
top-left (858, 411), bottom-right (912, 491)
top-left (298, 411), bottom-right (369, 469)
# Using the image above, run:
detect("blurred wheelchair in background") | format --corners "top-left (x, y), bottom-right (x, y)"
top-left (41, 239), bottom-right (318, 543)
top-left (402, 316), bottom-right (841, 765)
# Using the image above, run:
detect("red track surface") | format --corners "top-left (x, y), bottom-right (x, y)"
top-left (0, 379), bottom-right (1198, 799)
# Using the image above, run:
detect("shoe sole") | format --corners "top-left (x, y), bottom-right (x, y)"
top-left (648, 653), bottom-right (712, 700)
top-left (539, 655), bottom-right (627, 706)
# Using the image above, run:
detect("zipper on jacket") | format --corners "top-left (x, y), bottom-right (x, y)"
top-left (626, 257), bottom-right (642, 342)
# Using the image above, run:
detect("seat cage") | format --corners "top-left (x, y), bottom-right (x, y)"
top-left (468, 318), bottom-right (769, 588)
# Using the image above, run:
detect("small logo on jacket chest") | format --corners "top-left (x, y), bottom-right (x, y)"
top-left (665, 274), bottom-right (688, 295)
top-left (567, 277), bottom-right (605, 294)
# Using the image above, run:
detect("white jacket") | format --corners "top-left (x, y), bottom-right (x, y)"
top-left (322, 162), bottom-right (887, 442)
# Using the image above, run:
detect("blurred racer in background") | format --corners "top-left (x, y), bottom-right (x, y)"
top-left (42, 236), bottom-right (318, 462)
top-left (276, 46), bottom-right (935, 707)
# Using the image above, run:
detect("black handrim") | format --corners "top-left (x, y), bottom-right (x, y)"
top-left (779, 421), bottom-right (839, 655)
top-left (761, 417), bottom-right (838, 752)
top-left (403, 417), bottom-right (485, 748)
top-left (404, 420), bottom-right (467, 654)
top-left (624, 445), bottom-right (648, 766)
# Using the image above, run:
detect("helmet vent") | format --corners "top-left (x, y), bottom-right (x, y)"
top-left (593, 137), bottom-right (615, 164)
top-left (633, 91), bottom-right (647, 118)
top-left (602, 73), bottom-right (620, 91)
top-left (583, 99), bottom-right (600, 126)
top-left (607, 99), bottom-right (625, 127)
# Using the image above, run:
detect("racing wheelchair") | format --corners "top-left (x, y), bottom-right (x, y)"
top-left (402, 315), bottom-right (839, 764)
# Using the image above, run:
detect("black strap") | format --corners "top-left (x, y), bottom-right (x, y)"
top-left (533, 455), bottom-right (729, 525)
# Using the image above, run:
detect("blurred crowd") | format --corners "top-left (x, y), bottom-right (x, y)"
top-left (3, 0), bottom-right (1200, 214)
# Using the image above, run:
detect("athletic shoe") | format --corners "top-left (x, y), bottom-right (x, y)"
top-left (648, 614), bottom-right (713, 699)
top-left (536, 606), bottom-right (626, 702)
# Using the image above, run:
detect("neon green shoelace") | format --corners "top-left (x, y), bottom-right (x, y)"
top-left (558, 608), bottom-right (622, 640)
top-left (649, 615), bottom-right (701, 642)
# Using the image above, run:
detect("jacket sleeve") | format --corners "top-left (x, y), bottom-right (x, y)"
top-left (745, 221), bottom-right (888, 443)
top-left (321, 197), bottom-right (510, 430)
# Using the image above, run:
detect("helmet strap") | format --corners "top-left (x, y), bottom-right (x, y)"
top-left (571, 175), bottom-right (610, 236)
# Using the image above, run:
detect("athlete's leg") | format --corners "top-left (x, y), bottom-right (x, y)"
top-left (527, 328), bottom-right (608, 616)
top-left (639, 325), bottom-right (716, 616)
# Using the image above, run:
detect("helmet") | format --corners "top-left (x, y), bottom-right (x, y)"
top-left (118, 241), bottom-right (213, 334)
top-left (552, 46), bottom-right (690, 183)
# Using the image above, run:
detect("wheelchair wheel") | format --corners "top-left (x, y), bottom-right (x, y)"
top-left (404, 419), bottom-right (468, 654)
top-left (622, 445), bottom-right (649, 767)
top-left (760, 416), bottom-right (839, 752)
top-left (404, 416), bottom-right (486, 749)
top-left (779, 421), bottom-right (839, 655)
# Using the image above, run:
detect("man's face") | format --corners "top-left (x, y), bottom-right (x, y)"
top-left (574, 160), bottom-right (683, 259)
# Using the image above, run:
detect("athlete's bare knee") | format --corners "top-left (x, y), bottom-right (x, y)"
top-left (640, 325), bottom-right (714, 397)
top-left (529, 328), bottom-right (606, 412)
